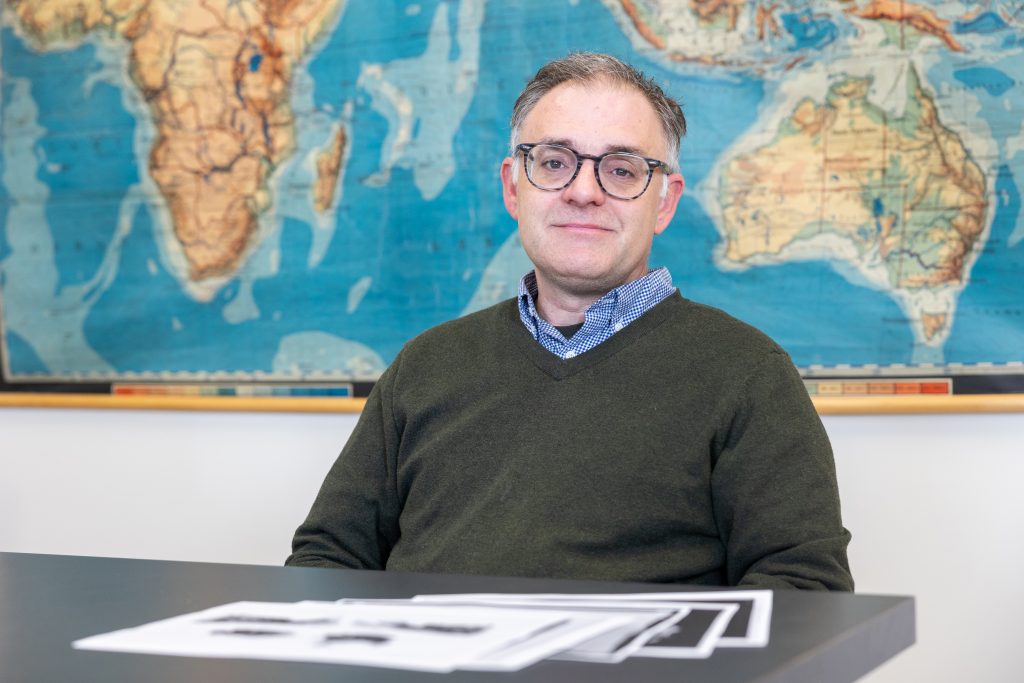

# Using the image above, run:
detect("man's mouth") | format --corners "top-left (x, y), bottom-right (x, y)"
top-left (553, 222), bottom-right (612, 232)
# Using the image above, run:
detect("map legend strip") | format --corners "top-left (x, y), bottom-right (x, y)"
top-left (804, 379), bottom-right (952, 396)
top-left (112, 384), bottom-right (354, 398)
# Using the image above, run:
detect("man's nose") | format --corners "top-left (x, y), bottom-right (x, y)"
top-left (561, 159), bottom-right (606, 205)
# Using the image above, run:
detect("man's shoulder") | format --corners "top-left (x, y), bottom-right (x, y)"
top-left (379, 299), bottom-right (520, 390)
top-left (660, 294), bottom-right (785, 358)
top-left (406, 298), bottom-right (516, 349)
top-left (653, 296), bottom-right (809, 418)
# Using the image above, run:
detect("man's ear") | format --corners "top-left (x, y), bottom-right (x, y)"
top-left (500, 157), bottom-right (519, 220)
top-left (654, 172), bottom-right (685, 235)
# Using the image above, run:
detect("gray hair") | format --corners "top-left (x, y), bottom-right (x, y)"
top-left (509, 52), bottom-right (686, 174)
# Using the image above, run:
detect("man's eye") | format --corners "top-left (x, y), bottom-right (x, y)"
top-left (541, 159), bottom-right (566, 170)
top-left (608, 165), bottom-right (637, 178)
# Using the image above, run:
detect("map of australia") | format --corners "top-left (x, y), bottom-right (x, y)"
top-left (716, 66), bottom-right (987, 347)
top-left (1, 0), bottom-right (1022, 384)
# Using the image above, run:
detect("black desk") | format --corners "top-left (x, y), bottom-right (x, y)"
top-left (0, 553), bottom-right (913, 682)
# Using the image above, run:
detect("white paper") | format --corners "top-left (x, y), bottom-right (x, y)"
top-left (352, 597), bottom-right (687, 663)
top-left (73, 600), bottom-right (631, 672)
top-left (414, 589), bottom-right (773, 648)
top-left (633, 602), bottom-right (739, 658)
top-left (328, 600), bottom-right (642, 670)
top-left (461, 611), bottom-right (637, 670)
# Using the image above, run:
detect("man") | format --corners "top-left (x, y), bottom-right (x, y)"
top-left (288, 52), bottom-right (853, 591)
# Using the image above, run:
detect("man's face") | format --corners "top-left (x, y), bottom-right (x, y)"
top-left (501, 79), bottom-right (685, 300)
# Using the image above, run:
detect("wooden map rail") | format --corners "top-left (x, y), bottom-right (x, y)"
top-left (2, 392), bottom-right (1024, 415)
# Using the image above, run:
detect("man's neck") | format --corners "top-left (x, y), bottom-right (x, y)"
top-left (533, 271), bottom-right (639, 325)
top-left (534, 290), bottom-right (594, 325)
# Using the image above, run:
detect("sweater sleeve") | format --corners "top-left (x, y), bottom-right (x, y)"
top-left (710, 350), bottom-right (854, 591)
top-left (285, 360), bottom-right (403, 570)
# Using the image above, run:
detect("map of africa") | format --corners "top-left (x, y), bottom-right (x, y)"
top-left (1, 0), bottom-right (1022, 388)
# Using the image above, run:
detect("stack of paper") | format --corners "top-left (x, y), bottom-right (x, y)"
top-left (410, 590), bottom-right (773, 661)
top-left (73, 590), bottom-right (772, 672)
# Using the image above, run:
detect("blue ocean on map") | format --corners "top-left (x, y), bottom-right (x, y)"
top-left (781, 10), bottom-right (839, 51)
top-left (2, 0), bottom-right (1023, 381)
top-left (0, 83), bottom-right (9, 264)
top-left (946, 165), bottom-right (1024, 361)
top-left (954, 12), bottom-right (1008, 35)
top-left (954, 66), bottom-right (1015, 97)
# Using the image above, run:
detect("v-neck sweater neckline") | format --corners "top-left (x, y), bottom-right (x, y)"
top-left (503, 291), bottom-right (685, 381)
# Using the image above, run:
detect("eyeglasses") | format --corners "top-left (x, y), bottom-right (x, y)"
top-left (516, 143), bottom-right (669, 200)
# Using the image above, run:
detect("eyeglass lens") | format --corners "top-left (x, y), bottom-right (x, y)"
top-left (526, 145), bottom-right (650, 199)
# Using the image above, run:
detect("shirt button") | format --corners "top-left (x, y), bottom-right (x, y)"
top-left (564, 349), bottom-right (577, 359)
top-left (613, 321), bottom-right (624, 331)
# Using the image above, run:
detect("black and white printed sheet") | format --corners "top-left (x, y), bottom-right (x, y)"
top-left (73, 590), bottom-right (772, 672)
top-left (412, 590), bottom-right (771, 658)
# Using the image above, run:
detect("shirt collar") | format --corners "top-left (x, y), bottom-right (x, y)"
top-left (517, 267), bottom-right (674, 339)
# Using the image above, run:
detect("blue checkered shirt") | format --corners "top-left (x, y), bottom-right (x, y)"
top-left (517, 267), bottom-right (676, 359)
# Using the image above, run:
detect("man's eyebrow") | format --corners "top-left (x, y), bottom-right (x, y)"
top-left (536, 136), bottom-right (576, 148)
top-left (607, 144), bottom-right (645, 156)
top-left (535, 137), bottom-right (647, 156)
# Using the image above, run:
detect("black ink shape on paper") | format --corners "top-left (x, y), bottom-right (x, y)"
top-left (203, 615), bottom-right (333, 625)
top-left (210, 628), bottom-right (290, 637)
top-left (355, 620), bottom-right (488, 635)
top-left (647, 608), bottom-right (722, 648)
top-left (323, 633), bottom-right (391, 645)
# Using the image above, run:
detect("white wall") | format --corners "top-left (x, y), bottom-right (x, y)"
top-left (0, 407), bottom-right (352, 565)
top-left (1, 406), bottom-right (1022, 682)
top-left (828, 413), bottom-right (1024, 683)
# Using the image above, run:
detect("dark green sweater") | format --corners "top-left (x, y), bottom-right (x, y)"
top-left (288, 294), bottom-right (853, 591)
